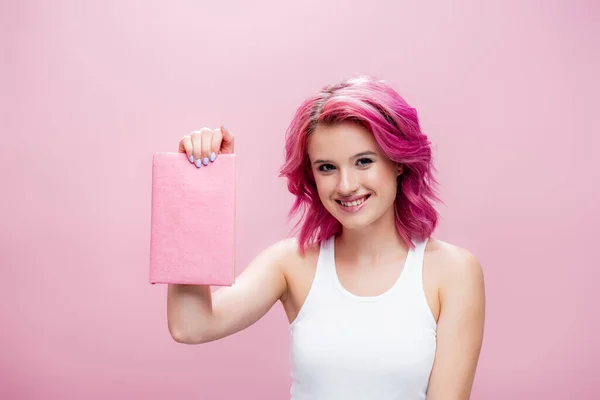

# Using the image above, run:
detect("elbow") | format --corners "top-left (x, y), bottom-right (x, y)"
top-left (168, 323), bottom-right (206, 345)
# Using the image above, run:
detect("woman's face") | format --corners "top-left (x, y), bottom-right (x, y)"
top-left (307, 121), bottom-right (401, 230)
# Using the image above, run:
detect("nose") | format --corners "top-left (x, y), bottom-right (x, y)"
top-left (337, 168), bottom-right (359, 195)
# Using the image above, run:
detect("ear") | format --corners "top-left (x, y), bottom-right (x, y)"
top-left (397, 164), bottom-right (404, 177)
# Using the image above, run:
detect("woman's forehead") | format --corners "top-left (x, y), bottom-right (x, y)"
top-left (308, 122), bottom-right (379, 158)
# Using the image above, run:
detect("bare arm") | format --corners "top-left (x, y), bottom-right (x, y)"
top-left (426, 250), bottom-right (486, 400)
top-left (167, 239), bottom-right (290, 344)
top-left (168, 126), bottom-right (291, 344)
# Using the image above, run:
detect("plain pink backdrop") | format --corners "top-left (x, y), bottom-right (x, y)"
top-left (1, 0), bottom-right (598, 399)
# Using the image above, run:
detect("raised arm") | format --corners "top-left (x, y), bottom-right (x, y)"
top-left (167, 239), bottom-right (291, 344)
top-left (168, 126), bottom-right (290, 344)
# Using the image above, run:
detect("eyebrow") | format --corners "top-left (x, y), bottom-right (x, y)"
top-left (312, 151), bottom-right (378, 165)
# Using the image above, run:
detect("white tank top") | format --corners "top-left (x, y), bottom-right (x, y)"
top-left (289, 235), bottom-right (437, 400)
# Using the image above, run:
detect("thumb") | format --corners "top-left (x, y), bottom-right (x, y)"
top-left (220, 125), bottom-right (234, 153)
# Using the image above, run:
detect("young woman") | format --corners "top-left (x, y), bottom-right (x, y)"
top-left (168, 76), bottom-right (486, 400)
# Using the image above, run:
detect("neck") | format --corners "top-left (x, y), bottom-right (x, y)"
top-left (335, 207), bottom-right (409, 266)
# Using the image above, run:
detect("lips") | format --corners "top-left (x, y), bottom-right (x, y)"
top-left (336, 194), bottom-right (369, 202)
top-left (335, 194), bottom-right (371, 207)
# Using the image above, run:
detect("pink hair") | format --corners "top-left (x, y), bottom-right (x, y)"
top-left (279, 76), bottom-right (441, 253)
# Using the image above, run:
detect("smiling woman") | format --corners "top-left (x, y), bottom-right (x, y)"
top-left (280, 77), bottom-right (440, 255)
top-left (169, 76), bottom-right (485, 400)
top-left (305, 122), bottom-right (403, 231)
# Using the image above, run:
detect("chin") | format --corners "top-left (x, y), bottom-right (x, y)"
top-left (338, 219), bottom-right (372, 230)
top-left (328, 204), bottom-right (378, 230)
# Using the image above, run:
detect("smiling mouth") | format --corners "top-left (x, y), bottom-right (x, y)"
top-left (335, 194), bottom-right (371, 208)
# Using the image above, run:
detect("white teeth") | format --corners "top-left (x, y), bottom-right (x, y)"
top-left (340, 197), bottom-right (367, 207)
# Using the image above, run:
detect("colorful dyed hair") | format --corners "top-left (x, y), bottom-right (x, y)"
top-left (279, 76), bottom-right (441, 253)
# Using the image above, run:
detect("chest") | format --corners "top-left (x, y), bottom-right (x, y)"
top-left (282, 252), bottom-right (441, 325)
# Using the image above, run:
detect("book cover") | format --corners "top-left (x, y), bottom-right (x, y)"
top-left (149, 152), bottom-right (235, 286)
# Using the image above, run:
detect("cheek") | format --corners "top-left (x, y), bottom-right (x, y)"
top-left (314, 175), bottom-right (334, 198)
top-left (366, 166), bottom-right (397, 189)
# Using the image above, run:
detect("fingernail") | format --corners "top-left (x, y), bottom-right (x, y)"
top-left (195, 158), bottom-right (202, 168)
top-left (223, 124), bottom-right (228, 132)
top-left (209, 152), bottom-right (216, 162)
top-left (189, 155), bottom-right (194, 163)
top-left (202, 157), bottom-right (209, 166)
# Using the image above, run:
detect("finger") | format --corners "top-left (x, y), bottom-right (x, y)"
top-left (220, 125), bottom-right (234, 153)
top-left (200, 130), bottom-right (213, 166)
top-left (190, 129), bottom-right (209, 167)
top-left (178, 135), bottom-right (194, 163)
top-left (190, 131), bottom-right (202, 160)
top-left (210, 128), bottom-right (223, 162)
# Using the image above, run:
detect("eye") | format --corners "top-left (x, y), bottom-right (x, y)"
top-left (318, 163), bottom-right (336, 172)
top-left (356, 158), bottom-right (373, 167)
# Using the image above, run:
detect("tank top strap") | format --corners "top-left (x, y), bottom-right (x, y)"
top-left (306, 236), bottom-right (338, 295)
top-left (288, 236), bottom-right (334, 329)
top-left (315, 235), bottom-right (336, 282)
top-left (390, 236), bottom-right (436, 328)
top-left (411, 236), bottom-right (429, 271)
top-left (402, 239), bottom-right (427, 290)
top-left (320, 235), bottom-right (336, 262)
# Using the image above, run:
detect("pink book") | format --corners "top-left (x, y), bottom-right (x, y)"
top-left (149, 152), bottom-right (236, 286)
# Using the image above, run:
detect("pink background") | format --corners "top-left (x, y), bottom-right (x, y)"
top-left (1, 0), bottom-right (598, 399)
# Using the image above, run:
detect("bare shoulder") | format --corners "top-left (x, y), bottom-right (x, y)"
top-left (426, 237), bottom-right (485, 292)
top-left (256, 236), bottom-right (319, 278)
top-left (268, 236), bottom-right (320, 266)
top-left (233, 237), bottom-right (308, 287)
top-left (258, 236), bottom-right (300, 261)
top-left (267, 236), bottom-right (321, 304)
top-left (424, 238), bottom-right (486, 398)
